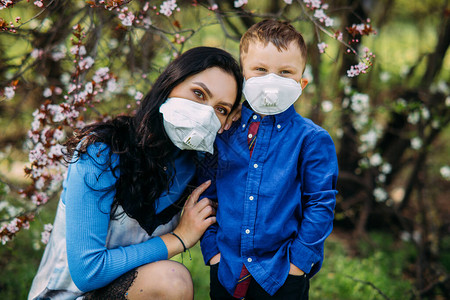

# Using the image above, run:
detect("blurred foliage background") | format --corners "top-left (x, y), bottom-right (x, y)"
top-left (0, 0), bottom-right (449, 299)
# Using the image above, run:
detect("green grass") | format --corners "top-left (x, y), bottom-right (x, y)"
top-left (1, 213), bottom-right (416, 300)
top-left (171, 233), bottom-right (416, 300)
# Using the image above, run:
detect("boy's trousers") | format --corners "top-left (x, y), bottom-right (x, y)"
top-left (209, 263), bottom-right (310, 300)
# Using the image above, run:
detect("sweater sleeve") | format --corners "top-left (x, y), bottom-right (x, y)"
top-left (65, 143), bottom-right (168, 292)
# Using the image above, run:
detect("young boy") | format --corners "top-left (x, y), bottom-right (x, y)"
top-left (199, 19), bottom-right (338, 299)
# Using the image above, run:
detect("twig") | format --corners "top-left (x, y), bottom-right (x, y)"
top-left (344, 274), bottom-right (391, 300)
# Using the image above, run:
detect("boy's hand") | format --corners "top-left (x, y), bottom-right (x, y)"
top-left (289, 263), bottom-right (305, 276)
top-left (209, 253), bottom-right (221, 265)
top-left (219, 103), bottom-right (242, 133)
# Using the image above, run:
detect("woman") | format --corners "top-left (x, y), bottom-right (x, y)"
top-left (28, 47), bottom-right (243, 300)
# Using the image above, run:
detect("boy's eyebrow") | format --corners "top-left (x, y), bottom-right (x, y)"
top-left (278, 64), bottom-right (298, 69)
top-left (193, 82), bottom-right (213, 98)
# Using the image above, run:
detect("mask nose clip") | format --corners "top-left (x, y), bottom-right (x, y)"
top-left (263, 88), bottom-right (279, 107)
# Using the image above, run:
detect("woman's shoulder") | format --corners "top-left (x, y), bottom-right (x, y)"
top-left (79, 142), bottom-right (120, 170)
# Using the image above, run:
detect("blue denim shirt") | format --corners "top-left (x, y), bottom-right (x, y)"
top-left (199, 102), bottom-right (338, 296)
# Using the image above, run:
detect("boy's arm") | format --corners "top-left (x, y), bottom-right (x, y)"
top-left (195, 152), bottom-right (220, 265)
top-left (290, 130), bottom-right (338, 276)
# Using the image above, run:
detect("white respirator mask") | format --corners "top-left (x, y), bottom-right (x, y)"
top-left (159, 97), bottom-right (221, 154)
top-left (243, 73), bottom-right (302, 115)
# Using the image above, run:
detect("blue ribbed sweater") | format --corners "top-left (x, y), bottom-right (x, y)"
top-left (64, 143), bottom-right (195, 292)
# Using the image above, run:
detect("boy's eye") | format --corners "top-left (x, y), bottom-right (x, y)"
top-left (280, 70), bottom-right (291, 74)
top-left (193, 89), bottom-right (205, 99)
top-left (256, 67), bottom-right (267, 72)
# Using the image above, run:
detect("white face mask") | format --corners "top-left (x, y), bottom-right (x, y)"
top-left (159, 97), bottom-right (221, 154)
top-left (243, 73), bottom-right (302, 115)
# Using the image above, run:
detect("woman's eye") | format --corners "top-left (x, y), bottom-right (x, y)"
top-left (216, 106), bottom-right (228, 116)
top-left (280, 70), bottom-right (291, 75)
top-left (256, 67), bottom-right (266, 72)
top-left (193, 89), bottom-right (205, 99)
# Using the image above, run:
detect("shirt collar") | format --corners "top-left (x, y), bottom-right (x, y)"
top-left (241, 101), bottom-right (296, 132)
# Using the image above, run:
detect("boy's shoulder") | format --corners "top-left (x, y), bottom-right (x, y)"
top-left (289, 111), bottom-right (331, 137)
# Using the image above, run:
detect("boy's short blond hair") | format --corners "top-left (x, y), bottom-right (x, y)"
top-left (240, 19), bottom-right (307, 65)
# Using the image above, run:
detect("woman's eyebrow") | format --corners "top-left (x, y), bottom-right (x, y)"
top-left (193, 82), bottom-right (212, 98)
top-left (218, 101), bottom-right (233, 110)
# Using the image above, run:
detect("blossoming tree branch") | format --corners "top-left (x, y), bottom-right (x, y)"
top-left (0, 1), bottom-right (448, 281)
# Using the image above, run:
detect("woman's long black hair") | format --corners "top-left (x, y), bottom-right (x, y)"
top-left (65, 47), bottom-right (243, 234)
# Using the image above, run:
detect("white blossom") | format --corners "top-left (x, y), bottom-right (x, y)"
top-left (324, 17), bottom-right (334, 27)
top-left (379, 71), bottom-right (391, 82)
top-left (314, 9), bottom-right (327, 20)
top-left (373, 187), bottom-right (388, 202)
top-left (43, 88), bottom-right (52, 98)
top-left (317, 42), bottom-right (328, 53)
top-left (350, 93), bottom-right (369, 113)
top-left (160, 0), bottom-right (178, 16)
top-left (378, 174), bottom-right (386, 183)
top-left (51, 49), bottom-right (66, 61)
top-left (78, 45), bottom-right (87, 56)
top-left (79, 56), bottom-right (95, 70)
top-left (53, 129), bottom-right (64, 141)
top-left (321, 100), bottom-right (333, 112)
top-left (360, 129), bottom-right (378, 150)
top-left (421, 107), bottom-right (430, 120)
top-left (411, 137), bottom-right (422, 150)
top-left (407, 111), bottom-right (420, 124)
top-left (369, 153), bottom-right (382, 166)
top-left (400, 231), bottom-right (411, 242)
top-left (35, 177), bottom-right (45, 190)
top-left (234, 0), bottom-right (247, 8)
top-left (107, 78), bottom-right (117, 92)
top-left (4, 86), bottom-right (15, 99)
top-left (85, 82), bottom-right (93, 94)
top-left (48, 104), bottom-right (65, 122)
top-left (48, 144), bottom-right (65, 159)
top-left (119, 12), bottom-right (135, 26)
top-left (31, 49), bottom-right (43, 58)
top-left (135, 91), bottom-right (144, 101)
top-left (440, 166), bottom-right (450, 180)
top-left (381, 163), bottom-right (392, 174)
top-left (41, 223), bottom-right (53, 244)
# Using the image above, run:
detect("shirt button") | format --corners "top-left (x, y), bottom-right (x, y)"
top-left (242, 124), bottom-right (246, 128)
top-left (247, 258), bottom-right (252, 262)
top-left (277, 124), bottom-right (281, 129)
top-left (252, 115), bottom-right (257, 120)
top-left (245, 229), bottom-right (250, 234)
top-left (249, 196), bottom-right (254, 200)
top-left (248, 133), bottom-right (253, 138)
top-left (253, 163), bottom-right (258, 169)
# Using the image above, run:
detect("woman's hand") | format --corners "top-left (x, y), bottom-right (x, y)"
top-left (218, 103), bottom-right (242, 134)
top-left (172, 180), bottom-right (217, 250)
top-left (289, 263), bottom-right (305, 276)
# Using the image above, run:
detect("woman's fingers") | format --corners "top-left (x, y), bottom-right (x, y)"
top-left (197, 200), bottom-right (216, 219)
top-left (186, 180), bottom-right (211, 207)
top-left (219, 103), bottom-right (242, 133)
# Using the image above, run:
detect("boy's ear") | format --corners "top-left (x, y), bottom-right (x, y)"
top-left (300, 78), bottom-right (308, 89)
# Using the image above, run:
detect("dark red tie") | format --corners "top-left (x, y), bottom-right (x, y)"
top-left (233, 120), bottom-right (260, 299)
